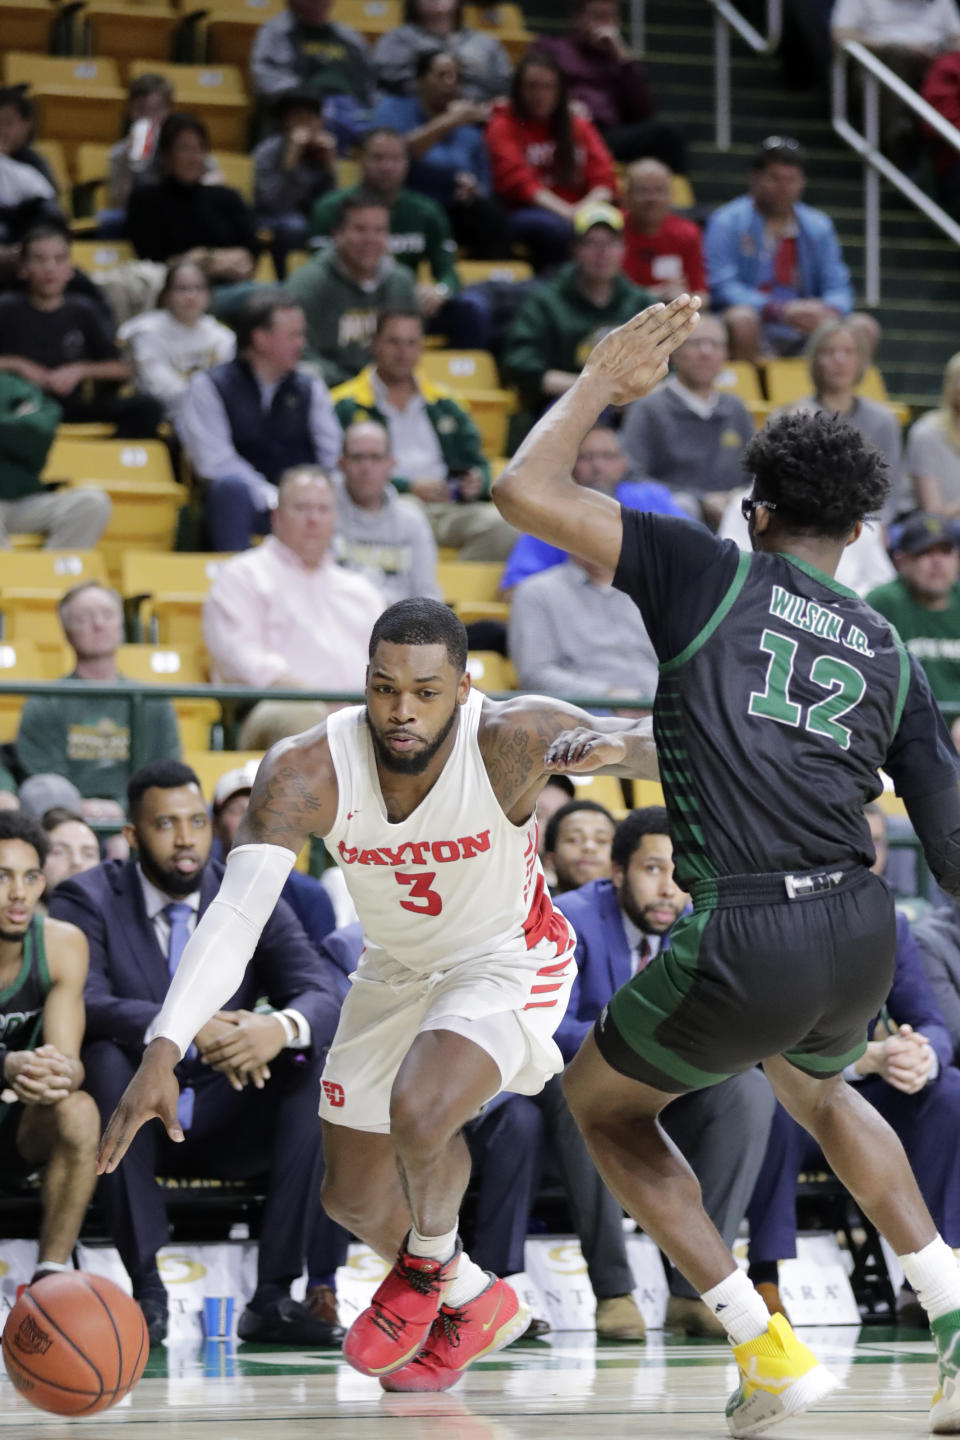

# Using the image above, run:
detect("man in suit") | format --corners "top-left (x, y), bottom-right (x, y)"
top-left (549, 807), bottom-right (776, 1339)
top-left (747, 807), bottom-right (960, 1318)
top-left (49, 758), bottom-right (344, 1347)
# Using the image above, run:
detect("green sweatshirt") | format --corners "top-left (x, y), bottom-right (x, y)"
top-left (16, 676), bottom-right (181, 804)
top-left (307, 185), bottom-right (460, 293)
top-left (285, 250), bottom-right (417, 388)
top-left (502, 263), bottom-right (655, 399)
top-left (866, 577), bottom-right (960, 705)
top-left (0, 373), bottom-right (62, 500)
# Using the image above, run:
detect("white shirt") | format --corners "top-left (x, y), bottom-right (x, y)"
top-left (832, 0), bottom-right (960, 48)
top-left (371, 371), bottom-right (447, 481)
top-left (666, 375), bottom-right (720, 421)
top-left (137, 865), bottom-right (310, 1046)
top-left (118, 310), bottom-right (236, 423)
top-left (0, 153), bottom-right (55, 206)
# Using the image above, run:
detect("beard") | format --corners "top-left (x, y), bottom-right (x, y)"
top-left (620, 886), bottom-right (677, 936)
top-left (138, 847), bottom-right (203, 898)
top-left (368, 704), bottom-right (458, 776)
top-left (0, 925), bottom-right (28, 942)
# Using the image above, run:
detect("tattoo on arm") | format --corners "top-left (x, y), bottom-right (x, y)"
top-left (241, 761), bottom-right (327, 850)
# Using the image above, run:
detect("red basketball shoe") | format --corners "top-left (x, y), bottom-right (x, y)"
top-left (380, 1276), bottom-right (530, 1392)
top-left (344, 1239), bottom-right (461, 1377)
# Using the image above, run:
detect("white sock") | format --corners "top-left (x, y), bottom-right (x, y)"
top-left (443, 1252), bottom-right (489, 1309)
top-left (34, 1261), bottom-right (70, 1275)
top-left (700, 1268), bottom-right (771, 1346)
top-left (899, 1236), bottom-right (960, 1322)
top-left (407, 1224), bottom-right (458, 1264)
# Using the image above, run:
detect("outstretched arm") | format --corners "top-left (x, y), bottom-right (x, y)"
top-left (491, 296), bottom-right (701, 571)
top-left (97, 731), bottom-right (337, 1174)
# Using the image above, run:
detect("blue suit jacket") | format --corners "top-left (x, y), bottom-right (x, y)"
top-left (49, 858), bottom-right (343, 1072)
top-left (553, 878), bottom-right (638, 1065)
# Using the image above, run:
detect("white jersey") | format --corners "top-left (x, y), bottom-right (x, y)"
top-left (323, 688), bottom-right (569, 973)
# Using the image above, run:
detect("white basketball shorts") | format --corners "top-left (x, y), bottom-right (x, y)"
top-left (318, 926), bottom-right (577, 1132)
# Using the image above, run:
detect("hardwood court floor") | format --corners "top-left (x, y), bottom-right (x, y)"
top-left (0, 1327), bottom-right (940, 1438)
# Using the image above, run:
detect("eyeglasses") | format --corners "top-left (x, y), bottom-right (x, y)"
top-left (760, 135), bottom-right (801, 151)
top-left (741, 496), bottom-right (777, 521)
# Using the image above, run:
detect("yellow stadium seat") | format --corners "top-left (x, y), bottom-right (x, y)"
top-left (70, 239), bottom-right (136, 278)
top-left (253, 251), bottom-right (277, 283)
top-left (334, 0), bottom-right (402, 39)
top-left (0, 0), bottom-right (55, 51)
top-left (0, 550), bottom-right (107, 590)
top-left (714, 361), bottom-right (768, 427)
top-left (33, 140), bottom-right (70, 200)
top-left (436, 560), bottom-right (507, 623)
top-left (127, 61), bottom-right (249, 150)
top-left (3, 55), bottom-right (126, 154)
top-left (213, 149), bottom-right (254, 201)
top-left (285, 249), bottom-right (310, 274)
top-left (336, 158), bottom-right (361, 189)
top-left (765, 358), bottom-right (908, 426)
top-left (859, 366), bottom-right (910, 426)
top-left (455, 259), bottom-right (533, 287)
top-left (669, 174), bottom-right (695, 210)
top-left (462, 2), bottom-right (531, 59)
top-left (121, 550), bottom-right (233, 646)
top-left (117, 643), bottom-right (219, 749)
top-left (420, 349), bottom-right (500, 391)
top-left (567, 773), bottom-right (630, 820)
top-left (44, 437), bottom-right (175, 487)
top-left (81, 2), bottom-right (179, 66)
top-left (183, 748), bottom-right (262, 802)
top-left (203, 0), bottom-right (285, 64)
top-left (0, 639), bottom-right (46, 743)
top-left (466, 650), bottom-right (517, 692)
top-left (0, 554), bottom-right (107, 661)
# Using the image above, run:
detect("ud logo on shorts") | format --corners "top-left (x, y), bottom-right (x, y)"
top-left (322, 1079), bottom-right (346, 1107)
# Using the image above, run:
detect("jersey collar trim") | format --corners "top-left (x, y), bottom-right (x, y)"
top-left (777, 551), bottom-right (860, 600)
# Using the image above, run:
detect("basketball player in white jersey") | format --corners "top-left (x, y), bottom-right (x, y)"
top-left (97, 597), bottom-right (661, 1391)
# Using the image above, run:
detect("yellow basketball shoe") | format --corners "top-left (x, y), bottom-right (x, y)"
top-left (931, 1308), bottom-right (960, 1432)
top-left (725, 1313), bottom-right (840, 1437)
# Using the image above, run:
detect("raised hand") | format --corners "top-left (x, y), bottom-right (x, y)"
top-left (582, 294), bottom-right (701, 407)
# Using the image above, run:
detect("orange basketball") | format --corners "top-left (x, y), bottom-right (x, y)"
top-left (2, 1271), bottom-right (148, 1415)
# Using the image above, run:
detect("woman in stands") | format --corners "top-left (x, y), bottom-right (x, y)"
top-left (486, 50), bottom-right (616, 269)
top-left (906, 353), bottom-right (960, 519)
top-left (118, 259), bottom-right (235, 423)
top-left (373, 0), bottom-right (512, 104)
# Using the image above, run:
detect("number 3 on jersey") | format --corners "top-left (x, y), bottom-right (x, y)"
top-left (748, 628), bottom-right (866, 750)
top-left (395, 870), bottom-right (443, 916)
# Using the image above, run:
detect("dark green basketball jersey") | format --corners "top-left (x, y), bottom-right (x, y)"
top-left (0, 914), bottom-right (50, 1054)
top-left (614, 510), bottom-right (960, 891)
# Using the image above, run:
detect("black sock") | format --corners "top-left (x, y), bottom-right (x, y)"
top-left (748, 1261), bottom-right (779, 1288)
top-left (131, 1265), bottom-right (165, 1302)
top-left (248, 1283), bottom-right (288, 1313)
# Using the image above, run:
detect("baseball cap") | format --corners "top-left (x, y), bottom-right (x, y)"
top-left (213, 758), bottom-right (260, 812)
top-left (573, 201), bottom-right (624, 237)
top-left (892, 513), bottom-right (959, 557)
top-left (18, 774), bottom-right (83, 820)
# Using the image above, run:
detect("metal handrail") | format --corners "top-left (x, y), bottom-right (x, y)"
top-left (706, 0), bottom-right (783, 150)
top-left (832, 39), bottom-right (960, 306)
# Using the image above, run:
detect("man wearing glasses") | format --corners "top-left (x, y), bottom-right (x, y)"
top-left (704, 136), bottom-right (879, 364)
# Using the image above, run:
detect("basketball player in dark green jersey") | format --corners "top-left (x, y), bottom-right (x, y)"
top-left (493, 297), bottom-right (960, 1437)
top-left (0, 812), bottom-right (99, 1285)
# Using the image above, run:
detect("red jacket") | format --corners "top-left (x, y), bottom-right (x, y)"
top-left (486, 101), bottom-right (617, 207)
top-left (922, 52), bottom-right (960, 174)
top-left (622, 212), bottom-right (707, 292)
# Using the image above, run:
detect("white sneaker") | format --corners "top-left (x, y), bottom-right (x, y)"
top-left (931, 1308), bottom-right (960, 1433)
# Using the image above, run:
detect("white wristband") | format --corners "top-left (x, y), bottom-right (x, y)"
top-left (147, 843), bottom-right (297, 1058)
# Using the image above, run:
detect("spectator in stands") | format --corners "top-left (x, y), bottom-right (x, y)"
top-left (372, 0), bottom-right (511, 103)
top-left (118, 260), bottom-right (236, 425)
top-left (18, 774), bottom-right (83, 822)
top-left (0, 373), bottom-right (111, 550)
top-left (537, 775), bottom-right (575, 884)
top-left (0, 89), bottom-right (57, 192)
top-left (922, 50), bottom-right (960, 213)
top-left (0, 152), bottom-right (59, 245)
top-left (619, 313), bottom-right (753, 529)
top-left (535, 0), bottom-right (686, 171)
top-left (542, 798), bottom-right (616, 897)
top-left (867, 513), bottom-right (960, 704)
top-left (51, 758), bottom-right (345, 1346)
top-left (126, 115), bottom-right (258, 287)
top-left (487, 51), bottom-right (618, 269)
top-left (621, 159), bottom-right (706, 300)
top-left (333, 420), bottom-right (441, 603)
top-left (107, 73), bottom-right (176, 214)
top-left (509, 553), bottom-right (659, 702)
top-left (0, 811), bottom-right (100, 1290)
top-left (253, 89), bottom-right (337, 277)
top-left (552, 808), bottom-right (775, 1337)
top-left (501, 426), bottom-right (690, 593)
top-left (236, 699), bottom-right (327, 752)
top-left (747, 800), bottom-right (960, 1319)
top-left (906, 353), bottom-right (960, 516)
top-left (503, 204), bottom-right (653, 413)
top-left (41, 807), bottom-right (101, 893)
top-left (16, 581), bottom-right (181, 815)
top-left (369, 52), bottom-right (511, 258)
top-left (705, 137), bottom-right (878, 364)
top-left (203, 466), bottom-right (384, 691)
top-left (288, 192), bottom-right (416, 387)
top-left (250, 0), bottom-right (375, 152)
top-left (793, 318), bottom-right (902, 491)
top-left (308, 130), bottom-right (489, 349)
top-left (915, 903), bottom-right (960, 1065)
top-left (331, 308), bottom-right (515, 560)
top-left (0, 225), bottom-right (162, 436)
top-left (178, 289), bottom-right (341, 551)
top-left (0, 767), bottom-right (18, 809)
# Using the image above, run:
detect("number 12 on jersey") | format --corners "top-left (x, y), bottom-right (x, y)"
top-left (748, 628), bottom-right (866, 751)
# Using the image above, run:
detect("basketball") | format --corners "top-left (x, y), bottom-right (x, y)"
top-left (2, 1271), bottom-right (148, 1415)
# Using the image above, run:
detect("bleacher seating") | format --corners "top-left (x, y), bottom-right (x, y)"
top-left (0, 0), bottom-right (56, 51)
top-left (0, 640), bottom-right (49, 743)
top-left (121, 550), bottom-right (233, 646)
top-left (116, 643), bottom-right (219, 749)
top-left (714, 361), bottom-right (769, 427)
top-left (184, 748), bottom-right (262, 802)
top-left (334, 0), bottom-right (402, 41)
top-left (201, 0), bottom-right (285, 66)
top-left (764, 359), bottom-right (910, 426)
top-left (0, 550), bottom-right (108, 668)
top-left (2, 54), bottom-right (126, 159)
top-left (419, 349), bottom-right (516, 460)
top-left (466, 650), bottom-right (517, 692)
top-left (462, 2), bottom-right (531, 60)
top-left (436, 561), bottom-right (508, 624)
top-left (127, 60), bottom-right (249, 150)
top-left (80, 1), bottom-right (180, 67)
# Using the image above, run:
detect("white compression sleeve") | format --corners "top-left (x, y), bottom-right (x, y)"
top-left (145, 843), bottom-right (298, 1059)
